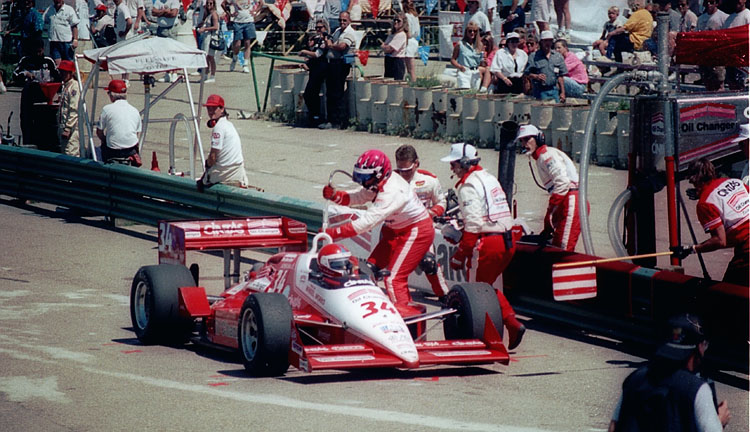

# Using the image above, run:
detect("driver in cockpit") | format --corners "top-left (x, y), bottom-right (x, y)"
top-left (317, 243), bottom-right (360, 287)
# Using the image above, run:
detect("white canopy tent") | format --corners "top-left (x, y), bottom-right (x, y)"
top-left (77, 34), bottom-right (208, 177)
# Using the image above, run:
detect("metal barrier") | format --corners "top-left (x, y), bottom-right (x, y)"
top-left (0, 146), bottom-right (324, 231)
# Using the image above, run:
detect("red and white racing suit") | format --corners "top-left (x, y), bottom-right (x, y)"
top-left (696, 178), bottom-right (749, 285)
top-left (326, 174), bottom-right (434, 308)
top-left (411, 169), bottom-right (450, 297)
top-left (531, 144), bottom-right (588, 251)
top-left (451, 165), bottom-right (521, 335)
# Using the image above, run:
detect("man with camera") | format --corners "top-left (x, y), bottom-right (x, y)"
top-left (318, 11), bottom-right (356, 130)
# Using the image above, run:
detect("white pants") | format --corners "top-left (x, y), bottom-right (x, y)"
top-left (531, 0), bottom-right (553, 23)
top-left (456, 68), bottom-right (481, 90)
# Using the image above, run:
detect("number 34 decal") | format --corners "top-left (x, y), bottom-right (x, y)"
top-left (360, 301), bottom-right (397, 319)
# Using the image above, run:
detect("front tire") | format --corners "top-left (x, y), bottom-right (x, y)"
top-left (130, 264), bottom-right (196, 345)
top-left (443, 282), bottom-right (504, 340)
top-left (238, 293), bottom-right (292, 376)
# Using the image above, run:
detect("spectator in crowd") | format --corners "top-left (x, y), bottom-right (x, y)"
top-left (197, 0), bottom-right (220, 83)
top-left (43, 0), bottom-right (80, 66)
top-left (490, 31), bottom-right (527, 94)
top-left (222, 0), bottom-right (257, 74)
top-left (13, 38), bottom-right (60, 148)
top-left (524, 30), bottom-right (566, 103)
top-left (644, 0), bottom-right (681, 56)
top-left (113, 0), bottom-right (132, 42)
top-left (57, 60), bottom-right (80, 156)
top-left (126, 0), bottom-right (147, 36)
top-left (678, 0), bottom-right (698, 32)
top-left (608, 314), bottom-right (731, 432)
top-left (4, 0), bottom-right (43, 57)
top-left (724, 0), bottom-right (750, 90)
top-left (347, 0), bottom-right (361, 21)
top-left (499, 0), bottom-right (525, 34)
top-left (553, 0), bottom-right (571, 40)
top-left (322, 11), bottom-right (356, 129)
top-left (522, 33), bottom-right (538, 55)
top-left (191, 0), bottom-right (206, 49)
top-left (404, 0), bottom-right (420, 82)
top-left (394, 144), bottom-right (450, 300)
top-left (305, 0), bottom-right (325, 31)
top-left (464, 0), bottom-right (491, 34)
top-left (382, 12), bottom-right (408, 81)
top-left (441, 143), bottom-right (526, 350)
top-left (450, 21), bottom-right (487, 91)
top-left (605, 0), bottom-right (653, 63)
top-left (531, 0), bottom-right (553, 32)
top-left (300, 18), bottom-right (328, 127)
top-left (153, 0), bottom-right (180, 82)
top-left (323, 0), bottom-right (340, 32)
top-left (482, 31), bottom-right (498, 66)
top-left (517, 124), bottom-right (587, 250)
top-left (199, 94), bottom-right (249, 188)
top-left (592, 6), bottom-right (626, 58)
top-left (554, 39), bottom-right (587, 98)
top-left (698, 0), bottom-right (728, 30)
top-left (92, 4), bottom-right (116, 47)
top-left (97, 79), bottom-right (142, 164)
top-left (672, 158), bottom-right (749, 286)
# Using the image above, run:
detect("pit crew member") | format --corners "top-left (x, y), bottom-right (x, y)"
top-left (671, 158), bottom-right (749, 286)
top-left (517, 124), bottom-right (588, 251)
top-left (97, 79), bottom-right (141, 164)
top-left (441, 143), bottom-right (525, 350)
top-left (394, 144), bottom-right (450, 299)
top-left (323, 149), bottom-right (434, 312)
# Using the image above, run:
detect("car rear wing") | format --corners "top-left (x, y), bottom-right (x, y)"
top-left (158, 217), bottom-right (308, 266)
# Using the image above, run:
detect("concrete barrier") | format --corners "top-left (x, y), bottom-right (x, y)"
top-left (595, 109), bottom-right (619, 167)
top-left (549, 104), bottom-right (575, 152)
top-left (461, 94), bottom-right (480, 143)
top-left (616, 110), bottom-right (631, 170)
top-left (477, 95), bottom-right (497, 147)
top-left (569, 105), bottom-right (591, 161)
top-left (446, 91), bottom-right (464, 138)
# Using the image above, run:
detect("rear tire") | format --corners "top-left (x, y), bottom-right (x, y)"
top-left (238, 293), bottom-right (292, 376)
top-left (443, 282), bottom-right (503, 340)
top-left (130, 264), bottom-right (196, 345)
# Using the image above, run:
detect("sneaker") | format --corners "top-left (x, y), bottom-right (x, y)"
top-left (189, 71), bottom-right (202, 76)
top-left (0, 80), bottom-right (5, 94)
top-left (230, 58), bottom-right (237, 72)
top-left (242, 66), bottom-right (250, 74)
top-left (204, 77), bottom-right (215, 83)
top-left (317, 122), bottom-right (333, 130)
top-left (556, 29), bottom-right (565, 40)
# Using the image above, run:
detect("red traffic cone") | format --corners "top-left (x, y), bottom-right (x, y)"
top-left (151, 151), bottom-right (160, 172)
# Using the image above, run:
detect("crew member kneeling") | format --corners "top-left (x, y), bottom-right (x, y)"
top-left (97, 79), bottom-right (141, 164)
top-left (200, 94), bottom-right (249, 188)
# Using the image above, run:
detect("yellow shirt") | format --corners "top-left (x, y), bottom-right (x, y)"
top-left (623, 9), bottom-right (653, 50)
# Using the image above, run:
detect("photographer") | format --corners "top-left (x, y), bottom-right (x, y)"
top-left (300, 18), bottom-right (329, 128)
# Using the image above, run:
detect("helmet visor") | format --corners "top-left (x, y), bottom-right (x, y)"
top-left (328, 258), bottom-right (352, 273)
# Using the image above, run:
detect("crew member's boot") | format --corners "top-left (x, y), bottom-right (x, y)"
top-left (496, 290), bottom-right (525, 350)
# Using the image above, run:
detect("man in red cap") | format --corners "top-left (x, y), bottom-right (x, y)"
top-left (97, 80), bottom-right (142, 164)
top-left (57, 60), bottom-right (79, 156)
top-left (199, 94), bottom-right (248, 188)
top-left (92, 4), bottom-right (116, 47)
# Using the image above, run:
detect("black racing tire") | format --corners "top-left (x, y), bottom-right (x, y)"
top-left (443, 282), bottom-right (504, 340)
top-left (130, 264), bottom-right (196, 345)
top-left (238, 293), bottom-right (292, 376)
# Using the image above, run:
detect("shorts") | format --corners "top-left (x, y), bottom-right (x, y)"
top-left (531, 0), bottom-right (553, 23)
top-left (233, 21), bottom-right (257, 41)
top-left (405, 37), bottom-right (418, 57)
top-left (457, 68), bottom-right (482, 90)
top-left (156, 26), bottom-right (177, 38)
top-left (201, 32), bottom-right (220, 57)
top-left (49, 41), bottom-right (74, 60)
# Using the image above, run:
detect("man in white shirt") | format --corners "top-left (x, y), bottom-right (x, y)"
top-left (223, 0), bottom-right (259, 73)
top-left (43, 0), bottom-right (80, 65)
top-left (97, 79), bottom-right (142, 164)
top-left (153, 0), bottom-right (180, 82)
top-left (697, 0), bottom-right (728, 30)
top-left (200, 94), bottom-right (249, 188)
top-left (319, 11), bottom-right (356, 129)
top-left (463, 0), bottom-right (491, 35)
top-left (113, 0), bottom-right (132, 41)
top-left (722, 0), bottom-right (750, 90)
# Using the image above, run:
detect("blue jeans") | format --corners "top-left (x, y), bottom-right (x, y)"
top-left (563, 77), bottom-right (586, 98)
top-left (533, 85), bottom-right (560, 103)
top-left (233, 21), bottom-right (256, 41)
top-left (49, 41), bottom-right (74, 60)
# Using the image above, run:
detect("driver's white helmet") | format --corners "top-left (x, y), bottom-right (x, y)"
top-left (318, 243), bottom-right (354, 278)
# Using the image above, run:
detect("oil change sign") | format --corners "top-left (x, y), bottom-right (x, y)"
top-left (679, 102), bottom-right (738, 135)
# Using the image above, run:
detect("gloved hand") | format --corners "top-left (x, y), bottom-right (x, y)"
top-left (670, 245), bottom-right (694, 260)
top-left (449, 251), bottom-right (468, 270)
top-left (322, 185), bottom-right (350, 205)
top-left (537, 229), bottom-right (552, 246)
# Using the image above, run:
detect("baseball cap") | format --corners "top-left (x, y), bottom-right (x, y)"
top-left (653, 314), bottom-right (706, 362)
top-left (540, 30), bottom-right (555, 40)
top-left (204, 94), bottom-right (225, 107)
top-left (58, 60), bottom-right (75, 72)
top-left (95, 4), bottom-right (107, 10)
top-left (441, 143), bottom-right (478, 163)
top-left (506, 32), bottom-right (520, 40)
top-left (515, 124), bottom-right (541, 141)
top-left (106, 79), bottom-right (127, 94)
top-left (730, 124), bottom-right (749, 143)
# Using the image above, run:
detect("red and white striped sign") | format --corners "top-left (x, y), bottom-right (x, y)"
top-left (551, 265), bottom-right (597, 301)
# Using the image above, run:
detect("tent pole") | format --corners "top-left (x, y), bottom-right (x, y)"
top-left (183, 67), bottom-right (206, 178)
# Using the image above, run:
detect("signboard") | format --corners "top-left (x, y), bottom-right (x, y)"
top-left (438, 11), bottom-right (465, 60)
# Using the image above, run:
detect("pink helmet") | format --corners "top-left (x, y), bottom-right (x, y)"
top-left (318, 243), bottom-right (354, 278)
top-left (353, 149), bottom-right (391, 188)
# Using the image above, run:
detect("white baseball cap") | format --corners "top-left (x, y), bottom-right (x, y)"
top-left (441, 143), bottom-right (478, 162)
top-left (515, 124), bottom-right (541, 142)
top-left (506, 32), bottom-right (520, 40)
top-left (540, 30), bottom-right (555, 40)
top-left (730, 124), bottom-right (749, 143)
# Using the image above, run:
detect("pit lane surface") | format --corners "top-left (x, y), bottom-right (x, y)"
top-left (1, 200), bottom-right (747, 432)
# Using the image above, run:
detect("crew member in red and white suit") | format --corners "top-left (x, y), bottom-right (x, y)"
top-left (323, 149), bottom-right (435, 312)
top-left (441, 143), bottom-right (525, 350)
top-left (672, 158), bottom-right (749, 286)
top-left (394, 144), bottom-right (450, 299)
top-left (517, 124), bottom-right (587, 251)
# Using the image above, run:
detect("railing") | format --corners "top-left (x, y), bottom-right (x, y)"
top-left (0, 146), bottom-right (324, 232)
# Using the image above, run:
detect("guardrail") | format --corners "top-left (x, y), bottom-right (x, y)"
top-left (0, 146), bottom-right (324, 231)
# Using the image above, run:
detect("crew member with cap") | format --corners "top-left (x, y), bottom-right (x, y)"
top-left (608, 313), bottom-right (731, 431)
top-left (518, 124), bottom-right (587, 251)
top-left (57, 60), bottom-right (80, 156)
top-left (200, 94), bottom-right (249, 188)
top-left (323, 149), bottom-right (434, 312)
top-left (671, 158), bottom-right (749, 286)
top-left (441, 143), bottom-right (525, 350)
top-left (97, 79), bottom-right (141, 164)
top-left (524, 30), bottom-right (567, 103)
top-left (394, 144), bottom-right (450, 299)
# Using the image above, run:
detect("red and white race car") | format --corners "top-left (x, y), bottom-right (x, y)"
top-left (130, 216), bottom-right (510, 376)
